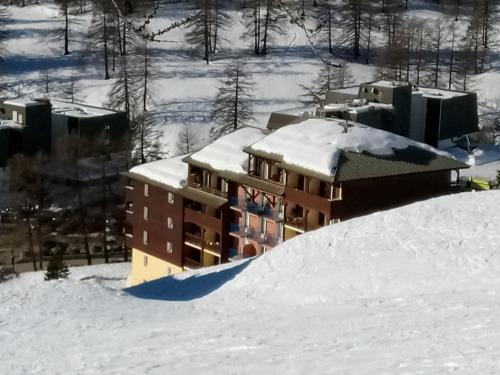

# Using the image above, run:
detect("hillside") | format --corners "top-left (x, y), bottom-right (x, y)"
top-left (1, 1), bottom-right (500, 154)
top-left (1, 190), bottom-right (500, 374)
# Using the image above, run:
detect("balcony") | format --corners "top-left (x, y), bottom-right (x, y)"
top-left (183, 257), bottom-right (202, 271)
top-left (229, 197), bottom-right (283, 221)
top-left (184, 207), bottom-right (222, 232)
top-left (285, 187), bottom-right (332, 215)
top-left (188, 176), bottom-right (228, 198)
top-left (125, 202), bottom-right (134, 215)
top-left (284, 217), bottom-right (321, 234)
top-left (184, 232), bottom-right (203, 250)
top-left (125, 184), bottom-right (134, 191)
top-left (124, 225), bottom-right (133, 239)
top-left (184, 232), bottom-right (221, 257)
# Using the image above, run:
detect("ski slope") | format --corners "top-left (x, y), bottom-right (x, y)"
top-left (1, 190), bottom-right (500, 374)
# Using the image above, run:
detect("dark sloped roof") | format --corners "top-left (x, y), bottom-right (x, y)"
top-left (334, 146), bottom-right (469, 182)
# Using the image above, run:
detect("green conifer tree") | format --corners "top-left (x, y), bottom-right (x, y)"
top-left (44, 251), bottom-right (70, 281)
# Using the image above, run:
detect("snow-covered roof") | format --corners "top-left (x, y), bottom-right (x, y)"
top-left (273, 106), bottom-right (317, 117)
top-left (129, 155), bottom-right (188, 190)
top-left (370, 80), bottom-right (398, 88)
top-left (189, 127), bottom-right (266, 175)
top-left (330, 86), bottom-right (360, 95)
top-left (247, 118), bottom-right (450, 178)
top-left (2, 98), bottom-right (44, 108)
top-left (414, 87), bottom-right (468, 99)
top-left (51, 99), bottom-right (117, 118)
top-left (0, 119), bottom-right (22, 130)
top-left (323, 101), bottom-right (393, 114)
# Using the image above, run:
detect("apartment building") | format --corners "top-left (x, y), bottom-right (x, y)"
top-left (269, 80), bottom-right (479, 148)
top-left (126, 119), bottom-right (468, 285)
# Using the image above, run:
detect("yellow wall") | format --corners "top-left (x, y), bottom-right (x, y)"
top-left (130, 248), bottom-right (183, 286)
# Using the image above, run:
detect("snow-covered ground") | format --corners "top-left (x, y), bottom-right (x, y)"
top-left (1, 190), bottom-right (500, 374)
top-left (3, 2), bottom-right (500, 156)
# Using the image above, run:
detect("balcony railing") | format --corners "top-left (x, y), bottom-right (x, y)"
top-left (183, 257), bottom-right (202, 270)
top-left (184, 232), bottom-right (203, 249)
top-left (284, 217), bottom-right (322, 233)
top-left (188, 176), bottom-right (228, 198)
top-left (230, 197), bottom-right (283, 221)
top-left (184, 232), bottom-right (221, 256)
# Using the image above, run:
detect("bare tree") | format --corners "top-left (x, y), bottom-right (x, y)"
top-left (185, 0), bottom-right (230, 63)
top-left (428, 19), bottom-right (448, 88)
top-left (54, 0), bottom-right (76, 55)
top-left (57, 135), bottom-right (93, 265)
top-left (9, 154), bottom-right (49, 271)
top-left (177, 124), bottom-right (200, 155)
top-left (89, 0), bottom-right (115, 79)
top-left (210, 60), bottom-right (255, 141)
top-left (243, 0), bottom-right (285, 56)
top-left (301, 60), bottom-right (353, 105)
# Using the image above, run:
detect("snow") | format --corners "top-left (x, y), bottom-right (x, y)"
top-left (2, 98), bottom-right (41, 107)
top-left (415, 87), bottom-right (468, 100)
top-left (444, 144), bottom-right (500, 180)
top-left (190, 127), bottom-right (266, 174)
top-left (0, 119), bottom-right (22, 129)
top-left (129, 155), bottom-right (188, 189)
top-left (248, 118), bottom-right (450, 177)
top-left (50, 99), bottom-right (116, 118)
top-left (2, 191), bottom-right (500, 374)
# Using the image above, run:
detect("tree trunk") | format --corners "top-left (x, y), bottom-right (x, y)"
top-left (204, 5), bottom-right (210, 63)
top-left (36, 219), bottom-right (44, 270)
top-left (143, 41), bottom-right (148, 112)
top-left (262, 0), bottom-right (271, 55)
top-left (449, 23), bottom-right (455, 89)
top-left (64, 4), bottom-right (70, 55)
top-left (328, 5), bottom-right (333, 55)
top-left (103, 11), bottom-right (110, 80)
top-left (117, 16), bottom-right (123, 56)
top-left (234, 68), bottom-right (239, 130)
top-left (26, 207), bottom-right (37, 272)
top-left (101, 158), bottom-right (109, 264)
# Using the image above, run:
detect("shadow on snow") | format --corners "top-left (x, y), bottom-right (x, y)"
top-left (124, 260), bottom-right (251, 302)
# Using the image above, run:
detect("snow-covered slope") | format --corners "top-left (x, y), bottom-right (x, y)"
top-left (1, 191), bottom-right (500, 374)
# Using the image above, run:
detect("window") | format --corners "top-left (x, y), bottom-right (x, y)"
top-left (17, 113), bottom-right (23, 124)
top-left (168, 192), bottom-right (175, 204)
top-left (166, 241), bottom-right (173, 253)
top-left (167, 217), bottom-right (174, 229)
top-left (143, 255), bottom-right (148, 267)
top-left (143, 206), bottom-right (149, 221)
top-left (143, 230), bottom-right (148, 245)
top-left (144, 183), bottom-right (149, 197)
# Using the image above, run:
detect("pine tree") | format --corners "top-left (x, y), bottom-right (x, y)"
top-left (9, 154), bottom-right (50, 271)
top-left (53, 0), bottom-right (77, 55)
top-left (0, 6), bottom-right (7, 59)
top-left (314, 0), bottom-right (335, 55)
top-left (108, 53), bottom-right (141, 125)
top-left (177, 124), bottom-right (199, 155)
top-left (89, 0), bottom-right (115, 79)
top-left (185, 0), bottom-right (230, 63)
top-left (132, 111), bottom-right (164, 165)
top-left (210, 60), bottom-right (255, 141)
top-left (242, 0), bottom-right (285, 56)
top-left (301, 61), bottom-right (353, 105)
top-left (44, 251), bottom-right (70, 280)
